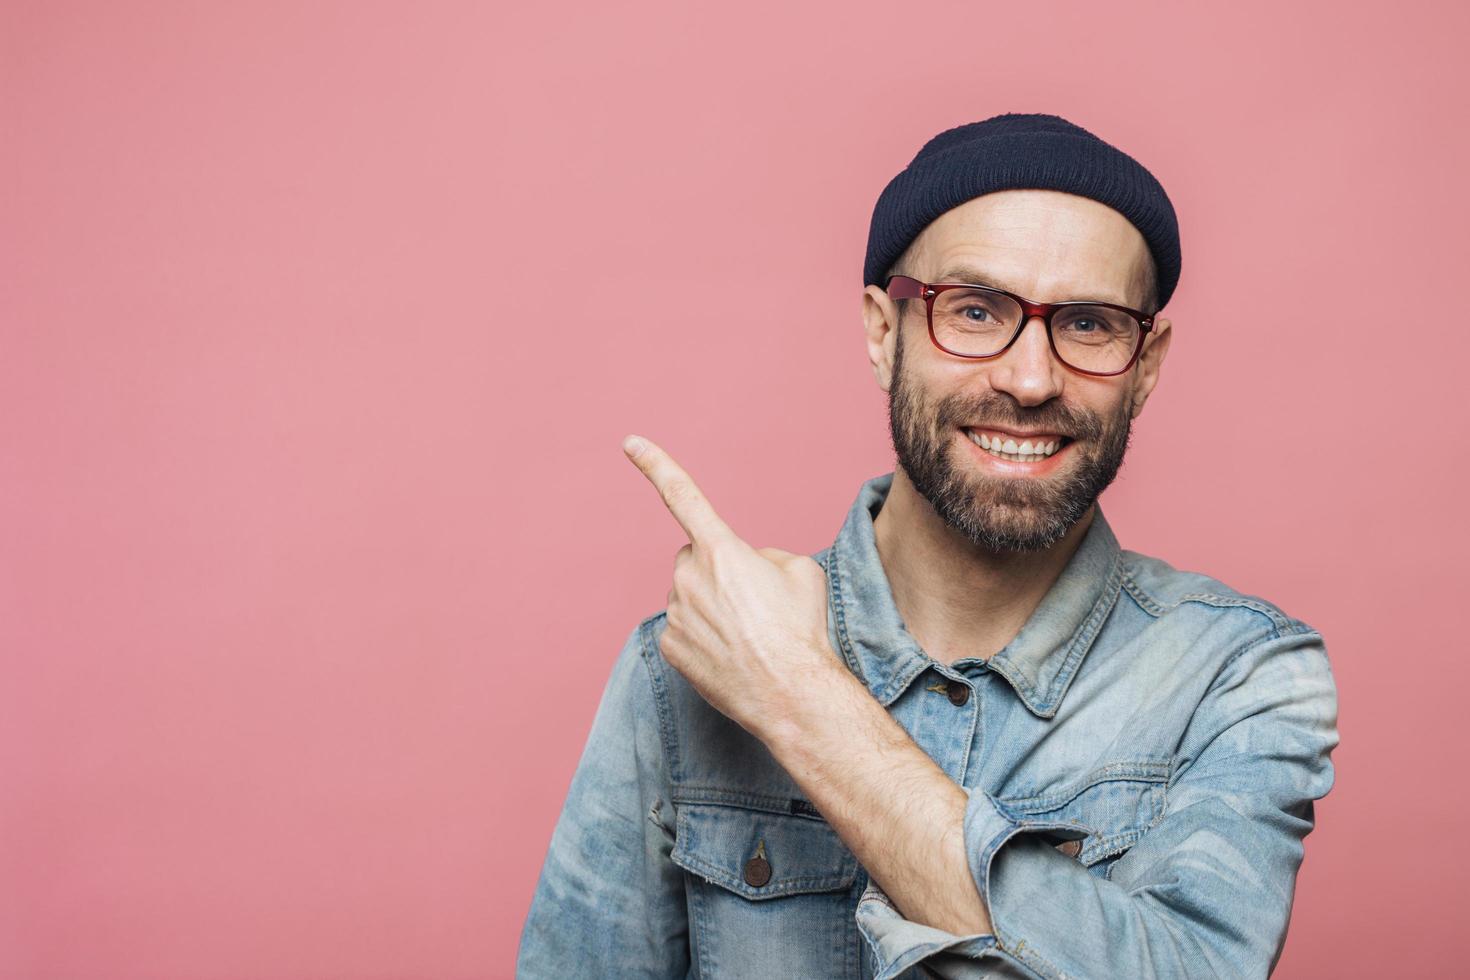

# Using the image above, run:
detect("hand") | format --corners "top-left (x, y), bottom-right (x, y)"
top-left (621, 434), bottom-right (846, 744)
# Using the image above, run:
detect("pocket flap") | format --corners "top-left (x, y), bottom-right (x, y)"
top-left (670, 802), bottom-right (859, 900)
top-left (1000, 761), bottom-right (1167, 868)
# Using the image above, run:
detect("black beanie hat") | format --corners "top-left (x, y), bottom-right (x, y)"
top-left (863, 112), bottom-right (1181, 312)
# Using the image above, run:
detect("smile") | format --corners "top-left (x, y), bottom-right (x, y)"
top-left (962, 427), bottom-right (1070, 463)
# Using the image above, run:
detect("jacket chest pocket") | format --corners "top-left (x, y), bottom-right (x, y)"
top-left (997, 762), bottom-right (1168, 878)
top-left (670, 801), bottom-right (860, 976)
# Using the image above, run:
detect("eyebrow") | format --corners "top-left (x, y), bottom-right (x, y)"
top-left (934, 264), bottom-right (1134, 309)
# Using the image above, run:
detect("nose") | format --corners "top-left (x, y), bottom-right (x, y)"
top-left (987, 316), bottom-right (1067, 406)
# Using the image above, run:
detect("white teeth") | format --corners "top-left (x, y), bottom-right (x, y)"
top-left (966, 429), bottom-right (1064, 461)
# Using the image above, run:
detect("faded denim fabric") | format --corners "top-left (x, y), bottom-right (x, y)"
top-left (517, 472), bottom-right (1339, 979)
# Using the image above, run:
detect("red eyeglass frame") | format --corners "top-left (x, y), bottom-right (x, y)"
top-left (885, 274), bottom-right (1156, 378)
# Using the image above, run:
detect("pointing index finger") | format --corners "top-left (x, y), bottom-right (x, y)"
top-left (622, 434), bottom-right (736, 546)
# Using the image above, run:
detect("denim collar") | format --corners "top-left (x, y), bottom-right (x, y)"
top-left (822, 472), bottom-right (1124, 719)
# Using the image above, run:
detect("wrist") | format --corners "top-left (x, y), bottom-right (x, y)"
top-left (759, 654), bottom-right (880, 763)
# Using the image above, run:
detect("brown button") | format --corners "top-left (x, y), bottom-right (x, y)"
top-left (743, 839), bottom-right (771, 887)
top-left (946, 683), bottom-right (971, 706)
top-left (743, 855), bottom-right (771, 887)
top-left (1054, 839), bottom-right (1083, 858)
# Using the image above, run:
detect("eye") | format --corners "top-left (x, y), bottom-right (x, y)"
top-left (961, 305), bottom-right (994, 322)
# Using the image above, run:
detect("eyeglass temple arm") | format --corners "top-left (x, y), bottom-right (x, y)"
top-left (884, 275), bottom-right (925, 300)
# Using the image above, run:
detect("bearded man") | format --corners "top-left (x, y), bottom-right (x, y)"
top-left (517, 112), bottom-right (1338, 980)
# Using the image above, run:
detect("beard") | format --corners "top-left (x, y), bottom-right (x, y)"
top-left (886, 324), bottom-right (1134, 553)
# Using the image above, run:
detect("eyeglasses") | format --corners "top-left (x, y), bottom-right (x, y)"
top-left (885, 274), bottom-right (1155, 377)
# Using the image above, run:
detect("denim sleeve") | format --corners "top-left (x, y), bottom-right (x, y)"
top-left (855, 625), bottom-right (1339, 980)
top-left (516, 620), bottom-right (689, 978)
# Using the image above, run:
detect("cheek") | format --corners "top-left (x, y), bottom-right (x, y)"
top-left (1072, 378), bottom-right (1130, 422)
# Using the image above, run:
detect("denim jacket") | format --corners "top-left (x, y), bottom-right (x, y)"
top-left (517, 472), bottom-right (1339, 979)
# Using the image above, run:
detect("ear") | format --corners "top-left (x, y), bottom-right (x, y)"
top-left (1129, 317), bottom-right (1173, 419)
top-left (863, 285), bottom-right (902, 392)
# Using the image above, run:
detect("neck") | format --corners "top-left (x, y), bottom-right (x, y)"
top-left (871, 467), bottom-right (1095, 666)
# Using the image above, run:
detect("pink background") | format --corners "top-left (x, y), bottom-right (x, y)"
top-left (4, 1), bottom-right (1465, 977)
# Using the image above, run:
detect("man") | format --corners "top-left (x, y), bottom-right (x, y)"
top-left (516, 112), bottom-right (1338, 979)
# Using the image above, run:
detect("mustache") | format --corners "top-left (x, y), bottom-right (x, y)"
top-left (937, 392), bottom-right (1104, 441)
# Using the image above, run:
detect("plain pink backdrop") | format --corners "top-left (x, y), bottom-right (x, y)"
top-left (4, 1), bottom-right (1466, 977)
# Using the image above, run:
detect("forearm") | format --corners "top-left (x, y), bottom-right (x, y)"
top-left (760, 657), bottom-right (993, 937)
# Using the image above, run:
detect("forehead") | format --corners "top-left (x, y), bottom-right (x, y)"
top-left (906, 189), bottom-right (1151, 308)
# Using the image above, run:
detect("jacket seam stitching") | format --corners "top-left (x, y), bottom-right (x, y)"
top-left (669, 788), bottom-right (833, 819)
top-left (824, 545), bottom-right (868, 688)
top-left (1120, 573), bottom-right (1165, 617)
top-left (637, 612), bottom-right (685, 786)
top-left (999, 762), bottom-right (1171, 810)
top-left (1176, 593), bottom-right (1293, 628)
top-left (1121, 562), bottom-right (1306, 634)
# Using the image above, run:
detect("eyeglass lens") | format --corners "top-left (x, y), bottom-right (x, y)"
top-left (932, 288), bottom-right (1141, 373)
